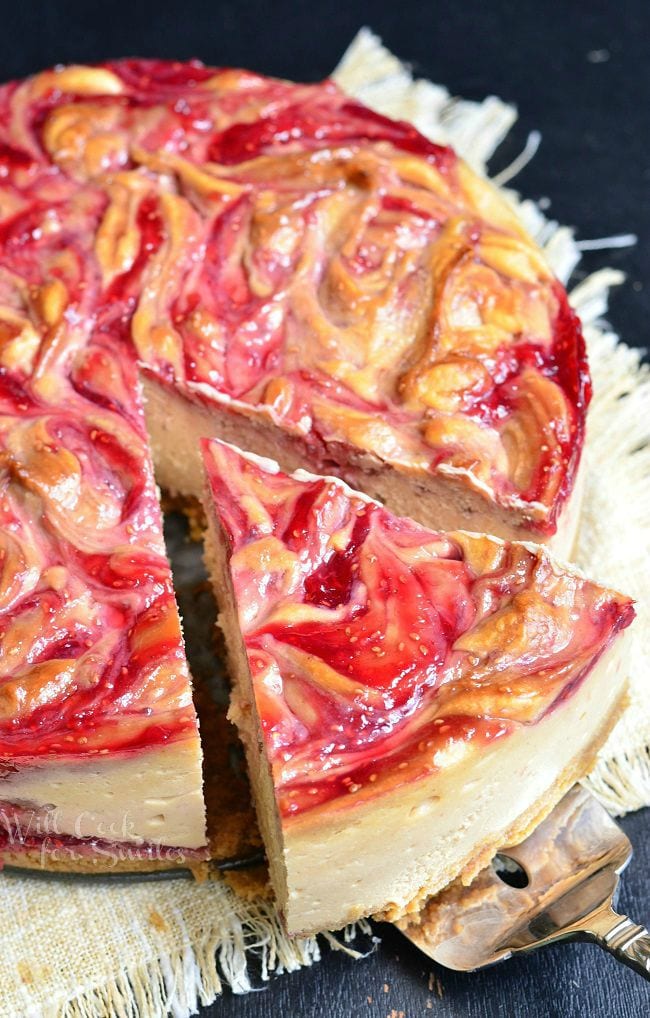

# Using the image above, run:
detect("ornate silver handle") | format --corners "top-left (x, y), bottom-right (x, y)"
top-left (583, 905), bottom-right (650, 981)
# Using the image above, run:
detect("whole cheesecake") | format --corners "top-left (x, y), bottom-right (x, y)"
top-left (0, 59), bottom-right (589, 552)
top-left (0, 59), bottom-right (601, 873)
top-left (202, 439), bottom-right (633, 936)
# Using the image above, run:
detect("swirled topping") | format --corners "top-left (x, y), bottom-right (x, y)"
top-left (0, 59), bottom-right (587, 535)
top-left (203, 439), bottom-right (634, 819)
top-left (0, 331), bottom-right (197, 756)
top-left (0, 59), bottom-right (591, 756)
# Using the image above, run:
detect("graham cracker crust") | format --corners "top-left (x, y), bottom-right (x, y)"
top-left (0, 851), bottom-right (200, 876)
top-left (160, 491), bottom-right (206, 542)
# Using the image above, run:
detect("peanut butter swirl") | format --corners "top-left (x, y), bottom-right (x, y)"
top-left (0, 60), bottom-right (590, 752)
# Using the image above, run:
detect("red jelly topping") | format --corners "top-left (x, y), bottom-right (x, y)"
top-left (0, 58), bottom-right (593, 761)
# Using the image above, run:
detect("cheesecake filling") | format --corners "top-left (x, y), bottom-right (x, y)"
top-left (0, 739), bottom-right (207, 851)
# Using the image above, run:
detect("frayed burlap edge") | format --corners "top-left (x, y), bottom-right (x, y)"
top-left (49, 894), bottom-right (372, 1018)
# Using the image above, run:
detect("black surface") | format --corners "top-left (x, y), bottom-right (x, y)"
top-left (1, 2), bottom-right (648, 1015)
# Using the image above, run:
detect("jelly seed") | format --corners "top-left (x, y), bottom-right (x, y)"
top-left (419, 645), bottom-right (428, 656)
top-left (409, 632), bottom-right (420, 641)
top-left (348, 783), bottom-right (362, 793)
top-left (368, 773), bottom-right (378, 782)
top-left (398, 642), bottom-right (405, 652)
top-left (342, 777), bottom-right (352, 785)
top-left (349, 636), bottom-right (358, 643)
top-left (398, 761), bottom-right (408, 769)
top-left (371, 646), bottom-right (381, 654)
top-left (308, 788), bottom-right (319, 796)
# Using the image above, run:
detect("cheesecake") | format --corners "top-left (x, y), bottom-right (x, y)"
top-left (0, 57), bottom-right (609, 873)
top-left (201, 438), bottom-right (634, 936)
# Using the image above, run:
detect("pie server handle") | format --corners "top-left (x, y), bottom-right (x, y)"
top-left (582, 904), bottom-right (650, 981)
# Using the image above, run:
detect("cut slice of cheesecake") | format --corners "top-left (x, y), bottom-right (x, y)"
top-left (0, 336), bottom-right (207, 871)
top-left (201, 438), bottom-right (634, 936)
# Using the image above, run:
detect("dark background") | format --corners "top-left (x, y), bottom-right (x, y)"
top-left (1, 0), bottom-right (649, 352)
top-left (3, 1), bottom-right (648, 1015)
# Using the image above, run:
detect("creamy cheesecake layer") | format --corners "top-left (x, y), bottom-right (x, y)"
top-left (0, 738), bottom-right (207, 856)
top-left (144, 374), bottom-right (582, 557)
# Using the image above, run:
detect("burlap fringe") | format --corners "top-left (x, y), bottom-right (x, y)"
top-left (585, 749), bottom-right (650, 816)
top-left (50, 897), bottom-right (371, 1018)
top-left (35, 28), bottom-right (649, 1018)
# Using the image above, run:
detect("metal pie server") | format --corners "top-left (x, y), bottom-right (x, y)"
top-left (396, 784), bottom-right (650, 980)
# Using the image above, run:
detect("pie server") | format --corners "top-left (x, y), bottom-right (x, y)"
top-left (395, 784), bottom-right (650, 981)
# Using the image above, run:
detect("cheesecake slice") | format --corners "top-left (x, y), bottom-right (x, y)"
top-left (0, 335), bottom-right (207, 871)
top-left (201, 438), bottom-right (633, 936)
